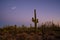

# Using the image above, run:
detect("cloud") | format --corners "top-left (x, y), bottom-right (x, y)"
top-left (11, 6), bottom-right (16, 10)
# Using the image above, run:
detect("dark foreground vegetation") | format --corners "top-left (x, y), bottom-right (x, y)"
top-left (0, 22), bottom-right (60, 40)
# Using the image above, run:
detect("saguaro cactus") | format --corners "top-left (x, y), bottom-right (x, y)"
top-left (32, 9), bottom-right (38, 33)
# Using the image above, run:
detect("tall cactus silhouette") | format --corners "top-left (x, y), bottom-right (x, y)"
top-left (32, 9), bottom-right (38, 33)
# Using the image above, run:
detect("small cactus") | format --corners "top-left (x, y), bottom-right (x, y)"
top-left (32, 9), bottom-right (38, 33)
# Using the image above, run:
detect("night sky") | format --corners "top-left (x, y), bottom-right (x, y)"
top-left (0, 0), bottom-right (60, 27)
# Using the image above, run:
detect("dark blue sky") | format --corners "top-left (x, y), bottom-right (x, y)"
top-left (0, 0), bottom-right (60, 27)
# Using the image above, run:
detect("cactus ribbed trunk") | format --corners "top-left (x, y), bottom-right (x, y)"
top-left (34, 9), bottom-right (37, 33)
